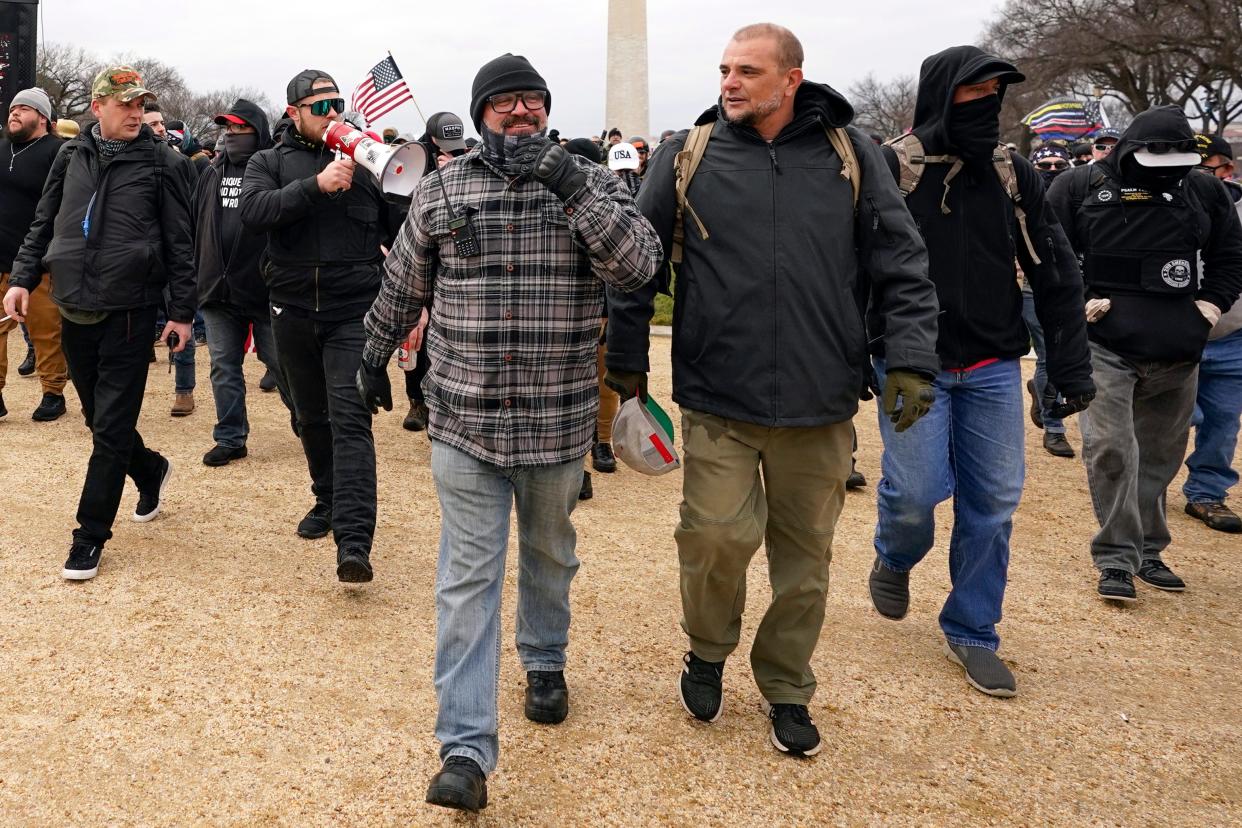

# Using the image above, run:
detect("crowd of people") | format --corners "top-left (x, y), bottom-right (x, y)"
top-left (1, 20), bottom-right (1240, 814)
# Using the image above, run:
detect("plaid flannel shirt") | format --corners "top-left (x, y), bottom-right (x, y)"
top-left (364, 146), bottom-right (662, 467)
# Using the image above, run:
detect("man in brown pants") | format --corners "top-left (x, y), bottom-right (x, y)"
top-left (1, 88), bottom-right (69, 422)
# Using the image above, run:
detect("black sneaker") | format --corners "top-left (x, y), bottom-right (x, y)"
top-left (1098, 568), bottom-right (1137, 603)
top-left (1137, 559), bottom-right (1186, 592)
top-left (1184, 500), bottom-right (1242, 533)
top-left (259, 369), bottom-right (278, 393)
top-left (846, 469), bottom-right (866, 490)
top-left (297, 502), bottom-right (332, 539)
top-left (0, 392), bottom-right (7, 420)
top-left (592, 442), bottom-right (617, 473)
top-left (679, 651), bottom-right (724, 722)
top-left (31, 392), bottom-right (66, 422)
top-left (62, 542), bottom-right (102, 581)
top-left (868, 557), bottom-right (910, 620)
top-left (525, 670), bottom-right (569, 724)
top-left (203, 444), bottom-right (248, 467)
top-left (336, 546), bottom-right (373, 583)
top-left (1027, 379), bottom-right (1043, 429)
top-left (762, 701), bottom-right (822, 756)
top-left (17, 348), bottom-right (35, 376)
top-left (426, 756), bottom-right (487, 812)
top-left (133, 456), bottom-right (173, 523)
top-left (1043, 432), bottom-right (1075, 458)
top-left (944, 642), bottom-right (1017, 698)
top-left (578, 470), bottom-right (593, 501)
top-left (402, 400), bottom-right (429, 432)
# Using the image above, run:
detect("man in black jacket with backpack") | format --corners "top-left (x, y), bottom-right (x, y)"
top-left (3, 66), bottom-right (195, 582)
top-left (240, 69), bottom-right (402, 583)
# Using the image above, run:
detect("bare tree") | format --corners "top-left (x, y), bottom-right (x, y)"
top-left (35, 42), bottom-right (99, 121)
top-left (847, 73), bottom-right (917, 141)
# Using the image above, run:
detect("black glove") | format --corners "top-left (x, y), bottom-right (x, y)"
top-left (1042, 382), bottom-right (1094, 419)
top-left (356, 361), bottom-right (393, 415)
top-left (604, 369), bottom-right (648, 403)
top-left (882, 369), bottom-right (935, 433)
top-left (512, 135), bottom-right (587, 201)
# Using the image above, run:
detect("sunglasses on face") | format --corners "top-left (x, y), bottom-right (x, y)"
top-left (1197, 162), bottom-right (1232, 172)
top-left (1036, 160), bottom-right (1069, 171)
top-left (487, 91), bottom-right (547, 114)
top-left (1093, 143), bottom-right (1115, 152)
top-left (1141, 139), bottom-right (1197, 155)
top-left (299, 98), bottom-right (344, 117)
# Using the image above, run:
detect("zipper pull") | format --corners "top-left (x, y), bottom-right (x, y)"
top-left (767, 143), bottom-right (780, 173)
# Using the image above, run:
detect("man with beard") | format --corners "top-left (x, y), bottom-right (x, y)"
top-left (607, 23), bottom-right (940, 754)
top-left (240, 70), bottom-right (401, 583)
top-left (0, 87), bottom-right (69, 422)
top-left (359, 53), bottom-right (661, 810)
top-left (1047, 107), bottom-right (1242, 599)
top-left (868, 46), bottom-right (1094, 697)
top-left (195, 98), bottom-right (293, 466)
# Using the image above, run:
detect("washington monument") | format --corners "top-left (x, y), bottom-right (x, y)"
top-left (605, 0), bottom-right (650, 139)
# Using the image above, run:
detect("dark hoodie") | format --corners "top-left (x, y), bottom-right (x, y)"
top-left (606, 81), bottom-right (941, 427)
top-left (877, 45), bottom-right (1093, 397)
top-left (1047, 105), bottom-right (1242, 362)
top-left (194, 99), bottom-right (274, 315)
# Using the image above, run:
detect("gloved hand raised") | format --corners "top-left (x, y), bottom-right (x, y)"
top-left (511, 135), bottom-right (587, 201)
top-left (604, 369), bottom-right (648, 403)
top-left (355, 361), bottom-right (393, 415)
top-left (882, 369), bottom-right (935, 433)
top-left (1042, 382), bottom-right (1095, 419)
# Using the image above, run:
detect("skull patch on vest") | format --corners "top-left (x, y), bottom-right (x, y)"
top-left (1161, 259), bottom-right (1192, 289)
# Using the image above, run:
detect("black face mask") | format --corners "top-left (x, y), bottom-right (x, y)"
top-left (1038, 168), bottom-right (1063, 188)
top-left (1120, 154), bottom-right (1193, 192)
top-left (947, 95), bottom-right (1002, 160)
top-left (222, 132), bottom-right (259, 165)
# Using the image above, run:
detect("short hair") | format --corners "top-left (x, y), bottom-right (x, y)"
top-left (731, 23), bottom-right (804, 70)
top-left (144, 102), bottom-right (161, 114)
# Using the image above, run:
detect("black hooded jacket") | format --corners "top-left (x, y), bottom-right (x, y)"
top-left (1047, 106), bottom-right (1242, 363)
top-left (877, 45), bottom-right (1092, 396)
top-left (606, 81), bottom-right (941, 427)
top-left (194, 99), bottom-right (274, 315)
top-left (240, 123), bottom-right (402, 317)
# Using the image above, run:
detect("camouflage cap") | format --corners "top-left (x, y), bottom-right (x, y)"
top-left (91, 65), bottom-right (156, 102)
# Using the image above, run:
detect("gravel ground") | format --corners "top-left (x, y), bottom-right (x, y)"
top-left (0, 331), bottom-right (1238, 827)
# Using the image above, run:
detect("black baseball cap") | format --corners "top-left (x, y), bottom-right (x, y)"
top-left (1197, 133), bottom-right (1234, 160)
top-left (426, 111), bottom-right (468, 153)
top-left (286, 69), bottom-right (338, 105)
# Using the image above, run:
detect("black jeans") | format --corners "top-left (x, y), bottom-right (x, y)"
top-left (61, 307), bottom-right (166, 547)
top-left (272, 308), bottom-right (376, 551)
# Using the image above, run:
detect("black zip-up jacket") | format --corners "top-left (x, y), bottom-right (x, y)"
top-left (607, 81), bottom-right (941, 427)
top-left (240, 126), bottom-right (401, 316)
top-left (876, 45), bottom-right (1093, 397)
top-left (10, 125), bottom-right (196, 321)
top-left (195, 100), bottom-right (274, 316)
top-left (1047, 105), bottom-right (1242, 363)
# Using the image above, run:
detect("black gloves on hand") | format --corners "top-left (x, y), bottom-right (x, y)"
top-left (512, 135), bottom-right (587, 201)
top-left (882, 369), bottom-right (935, 433)
top-left (1042, 383), bottom-right (1094, 419)
top-left (356, 361), bottom-right (393, 415)
top-left (604, 369), bottom-right (648, 403)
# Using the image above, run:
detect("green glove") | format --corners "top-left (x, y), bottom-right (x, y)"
top-left (604, 369), bottom-right (648, 403)
top-left (882, 369), bottom-right (935, 433)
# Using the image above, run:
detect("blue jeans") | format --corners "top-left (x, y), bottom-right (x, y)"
top-left (1184, 329), bottom-right (1242, 504)
top-left (202, 304), bottom-right (290, 449)
top-left (430, 441), bottom-right (583, 775)
top-left (172, 336), bottom-right (195, 392)
top-left (873, 357), bottom-right (1025, 651)
top-left (1021, 286), bottom-right (1064, 433)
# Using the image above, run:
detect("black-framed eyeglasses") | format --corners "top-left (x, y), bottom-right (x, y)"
top-left (1197, 161), bottom-right (1231, 171)
top-left (299, 98), bottom-right (344, 117)
top-left (1141, 139), bottom-right (1197, 155)
top-left (487, 91), bottom-right (547, 114)
top-left (1092, 143), bottom-right (1115, 152)
top-left (1035, 160), bottom-right (1069, 171)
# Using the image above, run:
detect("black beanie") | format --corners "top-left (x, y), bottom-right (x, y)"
top-left (565, 137), bottom-right (602, 164)
top-left (470, 53), bottom-right (550, 132)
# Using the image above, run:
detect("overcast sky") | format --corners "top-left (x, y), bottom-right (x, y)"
top-left (40, 0), bottom-right (1003, 138)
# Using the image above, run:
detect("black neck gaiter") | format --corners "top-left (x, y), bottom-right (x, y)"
top-left (480, 126), bottom-right (546, 174)
top-left (947, 95), bottom-right (1002, 161)
top-left (1120, 154), bottom-right (1193, 192)
top-left (223, 132), bottom-right (259, 166)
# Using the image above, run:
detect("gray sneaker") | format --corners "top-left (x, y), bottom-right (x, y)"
top-left (944, 642), bottom-right (1017, 698)
top-left (868, 557), bottom-right (909, 620)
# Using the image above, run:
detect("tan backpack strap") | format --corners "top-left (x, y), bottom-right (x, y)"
top-left (939, 159), bottom-right (964, 214)
top-left (885, 133), bottom-right (923, 197)
top-left (826, 126), bottom-right (860, 211)
top-left (993, 146), bottom-right (1042, 265)
top-left (670, 124), bottom-right (713, 264)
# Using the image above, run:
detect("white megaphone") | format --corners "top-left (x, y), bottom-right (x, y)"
top-left (323, 122), bottom-right (428, 197)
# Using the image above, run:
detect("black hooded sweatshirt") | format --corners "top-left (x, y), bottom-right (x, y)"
top-left (1047, 105), bottom-right (1242, 363)
top-left (194, 99), bottom-right (274, 316)
top-left (606, 81), bottom-right (941, 427)
top-left (876, 45), bottom-right (1093, 397)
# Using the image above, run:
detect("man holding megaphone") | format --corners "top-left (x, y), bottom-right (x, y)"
top-left (240, 69), bottom-right (403, 585)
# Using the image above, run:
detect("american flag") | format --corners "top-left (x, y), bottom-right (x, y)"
top-left (350, 55), bottom-right (414, 123)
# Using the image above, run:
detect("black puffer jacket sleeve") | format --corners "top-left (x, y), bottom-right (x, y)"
top-left (160, 147), bottom-right (197, 322)
top-left (852, 130), bottom-right (939, 378)
top-left (1015, 156), bottom-right (1093, 398)
top-left (9, 141), bottom-right (75, 290)
top-left (240, 149), bottom-right (323, 232)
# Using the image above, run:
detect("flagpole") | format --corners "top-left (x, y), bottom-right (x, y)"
top-left (390, 51), bottom-right (429, 128)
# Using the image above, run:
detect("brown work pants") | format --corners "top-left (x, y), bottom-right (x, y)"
top-left (0, 272), bottom-right (68, 395)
